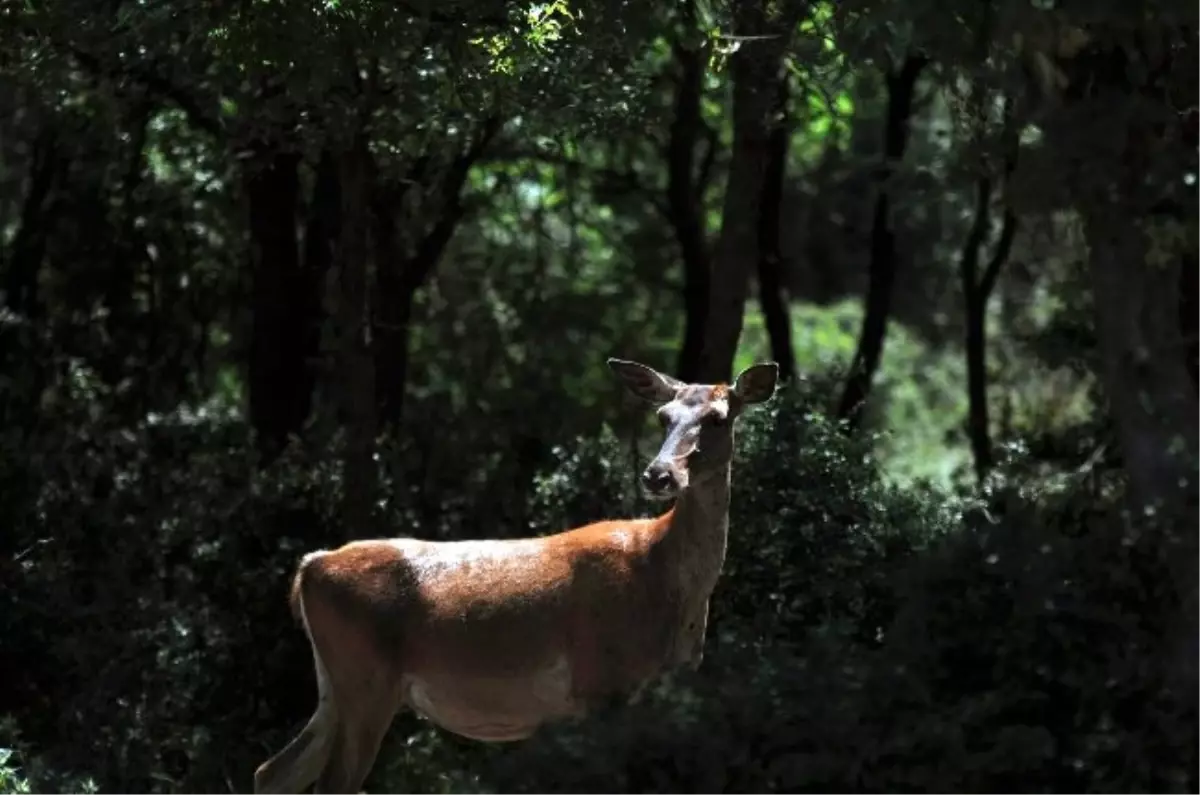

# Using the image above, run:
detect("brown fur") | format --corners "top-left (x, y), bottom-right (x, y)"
top-left (254, 359), bottom-right (777, 794)
top-left (295, 511), bottom-right (683, 701)
top-left (288, 562), bottom-right (307, 623)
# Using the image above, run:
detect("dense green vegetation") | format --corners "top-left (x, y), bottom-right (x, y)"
top-left (1, 0), bottom-right (1196, 792)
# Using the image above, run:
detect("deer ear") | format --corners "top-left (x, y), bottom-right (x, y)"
top-left (732, 362), bottom-right (779, 405)
top-left (607, 358), bottom-right (683, 404)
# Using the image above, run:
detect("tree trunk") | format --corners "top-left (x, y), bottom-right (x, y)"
top-left (962, 204), bottom-right (1016, 484)
top-left (337, 134), bottom-right (377, 537)
top-left (1086, 213), bottom-right (1198, 502)
top-left (963, 288), bottom-right (990, 472)
top-left (756, 74), bottom-right (796, 383)
top-left (1, 127), bottom-right (63, 427)
top-left (836, 54), bottom-right (928, 429)
top-left (957, 170), bottom-right (995, 482)
top-left (1178, 220), bottom-right (1198, 389)
top-left (1039, 18), bottom-right (1198, 702)
top-left (5, 128), bottom-right (61, 321)
top-left (959, 131), bottom-right (1017, 483)
top-left (373, 119), bottom-right (501, 427)
top-left (371, 184), bottom-right (409, 428)
top-left (698, 0), bottom-right (804, 383)
top-left (957, 13), bottom-right (1017, 480)
top-left (666, 6), bottom-right (711, 382)
top-left (246, 145), bottom-right (319, 465)
top-left (301, 146), bottom-right (341, 403)
top-left (1046, 25), bottom-right (1199, 514)
top-left (1084, 201), bottom-right (1198, 699)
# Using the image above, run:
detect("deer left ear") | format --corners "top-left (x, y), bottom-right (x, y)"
top-left (731, 362), bottom-right (779, 405)
top-left (607, 358), bottom-right (684, 404)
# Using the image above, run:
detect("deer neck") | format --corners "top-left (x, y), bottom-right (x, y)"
top-left (661, 460), bottom-right (732, 589)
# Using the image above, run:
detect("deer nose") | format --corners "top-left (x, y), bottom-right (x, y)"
top-left (641, 467), bottom-right (673, 494)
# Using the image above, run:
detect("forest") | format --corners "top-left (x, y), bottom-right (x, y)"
top-left (1, 0), bottom-right (1197, 792)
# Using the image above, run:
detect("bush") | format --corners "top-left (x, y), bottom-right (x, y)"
top-left (0, 718), bottom-right (97, 794)
top-left (3, 374), bottom-right (1194, 794)
top-left (372, 380), bottom-right (965, 793)
top-left (373, 380), bottom-right (1196, 794)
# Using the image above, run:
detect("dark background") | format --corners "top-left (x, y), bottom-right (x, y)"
top-left (0, 0), bottom-right (1196, 792)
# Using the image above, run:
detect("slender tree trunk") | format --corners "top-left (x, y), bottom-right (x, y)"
top-left (836, 54), bottom-right (928, 428)
top-left (666, 3), bottom-right (711, 382)
top-left (959, 95), bottom-right (1018, 482)
top-left (372, 185), bottom-right (407, 427)
top-left (963, 287), bottom-right (990, 472)
top-left (301, 146), bottom-right (341, 406)
top-left (372, 257), bottom-right (419, 429)
top-left (371, 164), bottom-right (426, 430)
top-left (337, 133), bottom-right (377, 536)
top-left (756, 74), bottom-right (796, 383)
top-left (698, 0), bottom-right (804, 383)
top-left (5, 128), bottom-right (61, 320)
top-left (373, 119), bottom-right (501, 427)
top-left (246, 145), bottom-right (317, 465)
top-left (959, 178), bottom-right (1017, 481)
top-left (1, 127), bottom-right (63, 427)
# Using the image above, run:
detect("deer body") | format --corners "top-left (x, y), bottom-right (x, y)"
top-left (254, 359), bottom-right (775, 794)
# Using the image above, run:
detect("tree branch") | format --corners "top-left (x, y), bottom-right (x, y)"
top-left (406, 116), bottom-right (504, 291)
top-left (63, 44), bottom-right (223, 138)
top-left (960, 175), bottom-right (993, 296)
top-left (980, 208), bottom-right (1016, 298)
top-left (980, 94), bottom-right (1020, 299)
top-left (477, 148), bottom-right (667, 216)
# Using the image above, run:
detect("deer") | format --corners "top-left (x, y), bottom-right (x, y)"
top-left (253, 357), bottom-right (779, 794)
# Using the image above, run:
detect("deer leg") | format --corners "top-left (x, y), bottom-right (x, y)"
top-left (313, 683), bottom-right (396, 794)
top-left (309, 619), bottom-right (398, 794)
top-left (255, 649), bottom-right (338, 794)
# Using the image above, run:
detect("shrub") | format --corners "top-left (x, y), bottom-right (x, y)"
top-left (4, 372), bottom-right (1194, 794)
top-left (0, 718), bottom-right (97, 795)
top-left (372, 378), bottom-right (964, 793)
top-left (373, 380), bottom-right (1196, 794)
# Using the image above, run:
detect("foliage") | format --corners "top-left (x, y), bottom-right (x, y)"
top-left (374, 386), bottom-right (1194, 794)
top-left (741, 300), bottom-right (973, 486)
top-left (2, 372), bottom-right (945, 792)
top-left (6, 372), bottom-right (1194, 793)
top-left (1, 0), bottom-right (1195, 791)
top-left (0, 718), bottom-right (97, 795)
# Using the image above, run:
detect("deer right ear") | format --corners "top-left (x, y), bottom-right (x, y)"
top-left (732, 362), bottom-right (779, 405)
top-left (607, 358), bottom-right (682, 404)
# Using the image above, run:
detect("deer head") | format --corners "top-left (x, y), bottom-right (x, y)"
top-left (608, 358), bottom-right (779, 499)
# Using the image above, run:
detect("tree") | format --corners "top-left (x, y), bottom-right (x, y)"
top-left (957, 86), bottom-right (1018, 481)
top-left (836, 53), bottom-right (927, 428)
top-left (698, 0), bottom-right (807, 384)
top-left (756, 73), bottom-right (798, 383)
top-left (1022, 3), bottom-right (1199, 705)
top-left (665, 4), bottom-right (714, 383)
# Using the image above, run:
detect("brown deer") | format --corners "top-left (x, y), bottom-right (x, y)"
top-left (253, 358), bottom-right (778, 793)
